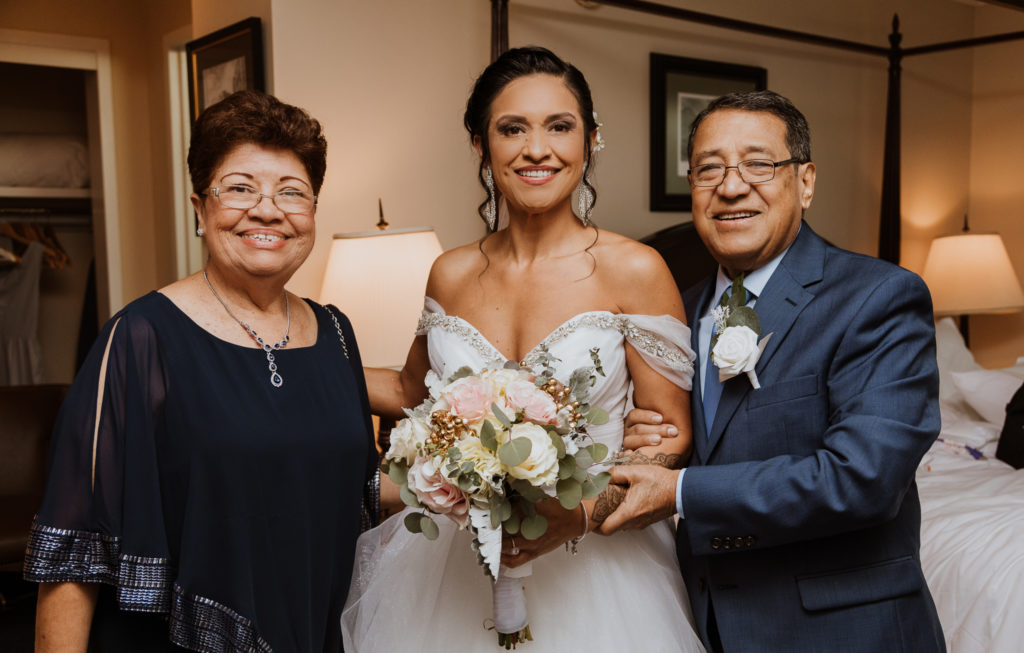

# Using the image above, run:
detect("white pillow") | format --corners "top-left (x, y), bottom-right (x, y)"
top-left (934, 317), bottom-right (982, 407)
top-left (950, 369), bottom-right (1024, 427)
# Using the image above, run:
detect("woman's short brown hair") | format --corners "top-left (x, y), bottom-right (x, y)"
top-left (187, 90), bottom-right (327, 196)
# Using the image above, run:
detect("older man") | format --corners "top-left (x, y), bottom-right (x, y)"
top-left (605, 90), bottom-right (945, 652)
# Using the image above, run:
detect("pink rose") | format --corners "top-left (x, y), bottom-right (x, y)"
top-left (407, 457), bottom-right (469, 526)
top-left (505, 380), bottom-right (558, 425)
top-left (441, 376), bottom-right (496, 423)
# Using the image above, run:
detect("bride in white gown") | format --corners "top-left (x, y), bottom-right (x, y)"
top-left (351, 47), bottom-right (705, 652)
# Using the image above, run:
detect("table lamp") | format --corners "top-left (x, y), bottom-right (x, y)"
top-left (921, 217), bottom-right (1024, 346)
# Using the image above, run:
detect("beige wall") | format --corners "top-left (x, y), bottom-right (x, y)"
top-left (967, 6), bottom-right (1024, 367)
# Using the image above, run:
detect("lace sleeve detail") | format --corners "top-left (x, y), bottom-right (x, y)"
top-left (620, 314), bottom-right (695, 391)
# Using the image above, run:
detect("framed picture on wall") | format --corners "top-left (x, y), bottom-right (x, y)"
top-left (186, 17), bottom-right (265, 123)
top-left (650, 53), bottom-right (766, 212)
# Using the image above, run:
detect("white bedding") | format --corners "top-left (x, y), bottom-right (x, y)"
top-left (0, 133), bottom-right (89, 188)
top-left (918, 442), bottom-right (1024, 653)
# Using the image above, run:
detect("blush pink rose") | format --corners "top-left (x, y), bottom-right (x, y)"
top-left (505, 380), bottom-right (558, 425)
top-left (407, 457), bottom-right (469, 526)
top-left (441, 376), bottom-right (496, 423)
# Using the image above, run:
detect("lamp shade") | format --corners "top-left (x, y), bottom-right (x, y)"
top-left (921, 232), bottom-right (1024, 316)
top-left (319, 227), bottom-right (443, 368)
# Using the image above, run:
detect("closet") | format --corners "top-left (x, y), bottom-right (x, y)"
top-left (0, 29), bottom-right (121, 385)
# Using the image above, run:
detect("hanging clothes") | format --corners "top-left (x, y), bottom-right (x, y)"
top-left (0, 240), bottom-right (46, 385)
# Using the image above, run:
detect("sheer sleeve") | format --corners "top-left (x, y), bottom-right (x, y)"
top-left (621, 314), bottom-right (695, 391)
top-left (24, 307), bottom-right (173, 612)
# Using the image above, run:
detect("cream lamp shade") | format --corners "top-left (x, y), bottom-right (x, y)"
top-left (319, 227), bottom-right (443, 368)
top-left (921, 232), bottom-right (1024, 316)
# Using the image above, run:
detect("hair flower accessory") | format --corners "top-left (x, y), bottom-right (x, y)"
top-left (592, 111), bottom-right (606, 152)
top-left (710, 273), bottom-right (772, 389)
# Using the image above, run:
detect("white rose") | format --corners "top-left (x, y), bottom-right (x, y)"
top-left (387, 416), bottom-right (432, 465)
top-left (457, 437), bottom-right (505, 492)
top-left (712, 325), bottom-right (761, 379)
top-left (504, 422), bottom-right (559, 487)
top-left (484, 368), bottom-right (522, 389)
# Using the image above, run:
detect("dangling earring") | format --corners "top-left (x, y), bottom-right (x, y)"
top-left (575, 164), bottom-right (593, 227)
top-left (196, 227), bottom-right (205, 237)
top-left (484, 166), bottom-right (497, 231)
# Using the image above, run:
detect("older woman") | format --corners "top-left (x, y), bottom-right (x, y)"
top-left (25, 91), bottom-right (378, 652)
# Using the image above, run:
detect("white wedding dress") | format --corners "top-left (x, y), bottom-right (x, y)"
top-left (342, 298), bottom-right (706, 652)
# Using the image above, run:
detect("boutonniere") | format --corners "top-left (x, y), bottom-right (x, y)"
top-left (710, 273), bottom-right (773, 389)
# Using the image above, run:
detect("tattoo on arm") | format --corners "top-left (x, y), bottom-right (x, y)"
top-left (591, 483), bottom-right (624, 525)
top-left (622, 450), bottom-right (683, 469)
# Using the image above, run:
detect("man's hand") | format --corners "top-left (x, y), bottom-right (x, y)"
top-left (599, 465), bottom-right (680, 534)
top-left (501, 498), bottom-right (586, 568)
top-left (621, 408), bottom-right (679, 451)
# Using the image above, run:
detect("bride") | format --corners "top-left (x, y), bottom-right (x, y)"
top-left (347, 46), bottom-right (705, 652)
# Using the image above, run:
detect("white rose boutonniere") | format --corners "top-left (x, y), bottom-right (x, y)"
top-left (711, 273), bottom-right (773, 389)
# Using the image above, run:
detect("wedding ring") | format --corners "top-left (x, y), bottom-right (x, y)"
top-left (510, 537), bottom-right (520, 555)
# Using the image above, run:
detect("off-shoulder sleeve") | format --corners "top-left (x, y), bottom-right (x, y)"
top-left (415, 296), bottom-right (445, 336)
top-left (620, 314), bottom-right (695, 391)
top-left (24, 307), bottom-right (173, 612)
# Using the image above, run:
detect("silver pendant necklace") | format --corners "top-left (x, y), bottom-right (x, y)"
top-left (203, 269), bottom-right (290, 388)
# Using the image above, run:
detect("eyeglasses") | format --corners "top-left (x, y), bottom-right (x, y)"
top-left (688, 158), bottom-right (803, 188)
top-left (205, 185), bottom-right (317, 214)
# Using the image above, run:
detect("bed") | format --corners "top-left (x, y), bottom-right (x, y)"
top-left (917, 317), bottom-right (1024, 653)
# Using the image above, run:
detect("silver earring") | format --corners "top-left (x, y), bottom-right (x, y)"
top-left (196, 227), bottom-right (205, 237)
top-left (576, 165), bottom-right (593, 226)
top-left (484, 167), bottom-right (497, 231)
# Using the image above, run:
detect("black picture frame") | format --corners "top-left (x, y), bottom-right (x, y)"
top-left (186, 17), bottom-right (265, 124)
top-left (650, 53), bottom-right (767, 212)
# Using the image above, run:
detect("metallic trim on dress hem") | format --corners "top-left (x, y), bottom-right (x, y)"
top-left (23, 522), bottom-right (173, 612)
top-left (170, 584), bottom-right (273, 653)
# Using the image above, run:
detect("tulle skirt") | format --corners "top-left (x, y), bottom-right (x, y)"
top-left (342, 508), bottom-right (705, 652)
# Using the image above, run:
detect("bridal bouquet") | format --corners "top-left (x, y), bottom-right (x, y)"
top-left (381, 348), bottom-right (612, 648)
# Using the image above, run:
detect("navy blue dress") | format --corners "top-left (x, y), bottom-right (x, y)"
top-left (24, 291), bottom-right (378, 652)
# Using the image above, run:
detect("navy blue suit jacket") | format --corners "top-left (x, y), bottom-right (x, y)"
top-left (679, 224), bottom-right (945, 652)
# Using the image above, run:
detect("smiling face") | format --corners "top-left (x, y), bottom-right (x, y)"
top-left (478, 73), bottom-right (592, 217)
top-left (689, 109), bottom-right (815, 277)
top-left (190, 142), bottom-right (316, 281)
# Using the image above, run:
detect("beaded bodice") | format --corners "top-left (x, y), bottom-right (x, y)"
top-left (416, 297), bottom-right (695, 456)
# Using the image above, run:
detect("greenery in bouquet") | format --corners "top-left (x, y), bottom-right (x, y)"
top-left (380, 347), bottom-right (612, 579)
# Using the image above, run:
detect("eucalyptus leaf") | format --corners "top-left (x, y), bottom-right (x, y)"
top-left (498, 437), bottom-right (532, 467)
top-left (556, 478), bottom-right (583, 509)
top-left (509, 479), bottom-right (548, 503)
top-left (448, 447), bottom-right (462, 462)
top-left (729, 305), bottom-right (761, 334)
top-left (582, 472), bottom-right (613, 499)
top-left (387, 463), bottom-right (408, 487)
top-left (521, 514), bottom-right (549, 540)
top-left (404, 512), bottom-right (423, 533)
top-left (400, 484), bottom-right (422, 508)
top-left (586, 442), bottom-right (609, 463)
top-left (420, 515), bottom-right (439, 540)
top-left (575, 448), bottom-right (594, 469)
top-left (549, 431), bottom-right (566, 458)
top-left (492, 403), bottom-right (512, 428)
top-left (585, 406), bottom-right (609, 427)
top-left (461, 461), bottom-right (475, 475)
top-left (503, 510), bottom-right (521, 534)
top-left (498, 499), bottom-right (512, 522)
top-left (447, 366), bottom-right (474, 382)
top-left (558, 456), bottom-right (577, 480)
top-left (480, 420), bottom-right (498, 451)
top-left (458, 475), bottom-right (474, 491)
top-left (572, 467), bottom-right (588, 483)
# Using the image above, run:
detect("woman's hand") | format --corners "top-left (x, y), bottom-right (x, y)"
top-left (621, 408), bottom-right (680, 451)
top-left (501, 498), bottom-right (588, 568)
